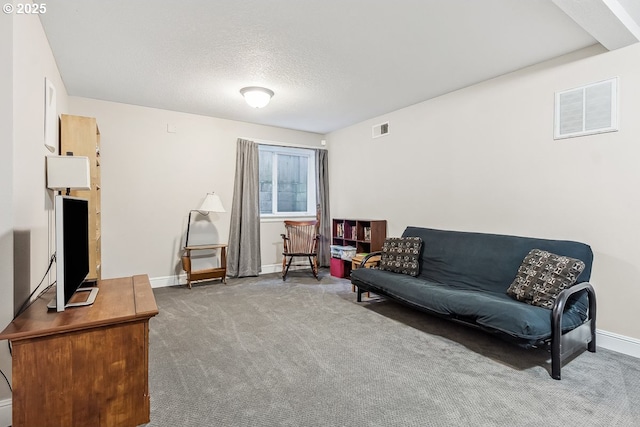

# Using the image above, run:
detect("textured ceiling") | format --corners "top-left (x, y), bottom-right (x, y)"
top-left (37, 1), bottom-right (637, 134)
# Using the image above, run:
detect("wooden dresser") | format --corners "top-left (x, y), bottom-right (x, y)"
top-left (0, 275), bottom-right (158, 427)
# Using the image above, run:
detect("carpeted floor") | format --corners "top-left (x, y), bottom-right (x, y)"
top-left (144, 270), bottom-right (640, 426)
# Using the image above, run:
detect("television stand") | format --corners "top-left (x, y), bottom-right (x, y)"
top-left (0, 274), bottom-right (158, 427)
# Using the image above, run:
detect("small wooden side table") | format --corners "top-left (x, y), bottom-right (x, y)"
top-left (351, 254), bottom-right (381, 296)
top-left (182, 244), bottom-right (228, 289)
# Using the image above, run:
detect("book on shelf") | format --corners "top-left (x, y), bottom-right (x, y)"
top-left (364, 227), bottom-right (371, 241)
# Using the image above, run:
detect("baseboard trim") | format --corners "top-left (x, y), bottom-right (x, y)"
top-left (0, 398), bottom-right (11, 427)
top-left (149, 265), bottom-right (309, 288)
top-left (260, 263), bottom-right (282, 275)
top-left (596, 329), bottom-right (640, 358)
top-left (149, 274), bottom-right (185, 289)
top-left (261, 263), bottom-right (315, 275)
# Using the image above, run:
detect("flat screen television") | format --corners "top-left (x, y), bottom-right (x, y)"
top-left (47, 195), bottom-right (98, 312)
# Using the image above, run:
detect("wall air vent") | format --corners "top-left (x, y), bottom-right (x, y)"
top-left (554, 77), bottom-right (618, 140)
top-left (372, 121), bottom-right (390, 138)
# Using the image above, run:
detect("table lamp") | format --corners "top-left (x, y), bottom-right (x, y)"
top-left (185, 192), bottom-right (226, 247)
top-left (46, 155), bottom-right (91, 194)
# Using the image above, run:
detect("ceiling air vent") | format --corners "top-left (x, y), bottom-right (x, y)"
top-left (554, 77), bottom-right (618, 140)
top-left (372, 121), bottom-right (389, 138)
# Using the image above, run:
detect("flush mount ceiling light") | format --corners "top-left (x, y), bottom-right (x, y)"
top-left (240, 86), bottom-right (274, 108)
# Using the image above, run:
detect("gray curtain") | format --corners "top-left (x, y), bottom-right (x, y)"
top-left (316, 149), bottom-right (331, 267)
top-left (227, 139), bottom-right (261, 277)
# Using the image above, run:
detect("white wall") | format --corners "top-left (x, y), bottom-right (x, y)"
top-left (328, 43), bottom-right (640, 341)
top-left (0, 5), bottom-right (14, 415)
top-left (12, 1), bottom-right (69, 304)
top-left (68, 98), bottom-right (324, 283)
top-left (1, 8), bottom-right (70, 424)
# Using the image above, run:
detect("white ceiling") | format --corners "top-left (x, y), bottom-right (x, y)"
top-left (39, 0), bottom-right (640, 135)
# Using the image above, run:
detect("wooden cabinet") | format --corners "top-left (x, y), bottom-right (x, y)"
top-left (60, 114), bottom-right (101, 282)
top-left (0, 275), bottom-right (158, 427)
top-left (332, 218), bottom-right (387, 254)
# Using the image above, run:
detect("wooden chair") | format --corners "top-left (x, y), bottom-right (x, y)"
top-left (281, 220), bottom-right (320, 281)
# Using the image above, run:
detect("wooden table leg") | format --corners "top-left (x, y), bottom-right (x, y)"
top-left (220, 246), bottom-right (227, 284)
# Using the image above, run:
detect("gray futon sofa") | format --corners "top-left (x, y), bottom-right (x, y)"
top-left (350, 226), bottom-right (596, 379)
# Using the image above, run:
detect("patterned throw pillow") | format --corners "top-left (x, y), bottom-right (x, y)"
top-left (506, 249), bottom-right (585, 309)
top-left (379, 237), bottom-right (423, 277)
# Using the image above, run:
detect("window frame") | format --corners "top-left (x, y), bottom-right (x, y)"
top-left (554, 77), bottom-right (619, 140)
top-left (258, 144), bottom-right (317, 218)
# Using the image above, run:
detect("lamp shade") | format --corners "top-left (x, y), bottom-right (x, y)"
top-left (198, 193), bottom-right (226, 213)
top-left (46, 156), bottom-right (91, 190)
top-left (240, 86), bottom-right (274, 108)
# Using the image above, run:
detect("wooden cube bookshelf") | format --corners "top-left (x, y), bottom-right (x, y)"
top-left (332, 218), bottom-right (387, 254)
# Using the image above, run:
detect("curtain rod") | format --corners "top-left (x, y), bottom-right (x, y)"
top-left (239, 137), bottom-right (327, 150)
